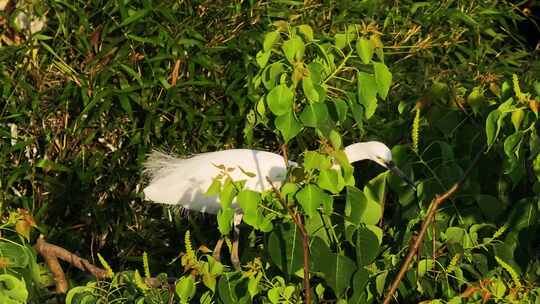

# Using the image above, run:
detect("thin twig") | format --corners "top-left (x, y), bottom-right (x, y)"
top-left (382, 144), bottom-right (485, 304)
top-left (266, 177), bottom-right (312, 304)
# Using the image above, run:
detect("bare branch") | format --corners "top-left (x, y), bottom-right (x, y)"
top-left (383, 144), bottom-right (484, 304)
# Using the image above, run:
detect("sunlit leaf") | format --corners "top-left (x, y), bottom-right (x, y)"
top-left (299, 103), bottom-right (329, 128)
top-left (297, 24), bottom-right (314, 41)
top-left (275, 111), bottom-right (302, 143)
top-left (282, 36), bottom-right (305, 63)
top-left (175, 276), bottom-right (196, 302)
top-left (296, 184), bottom-right (332, 217)
top-left (373, 62), bottom-right (392, 100)
top-left (357, 72), bottom-right (378, 119)
top-left (317, 169), bottom-right (345, 194)
top-left (356, 38), bottom-right (373, 64)
top-left (267, 84), bottom-right (294, 115)
top-left (264, 31), bottom-right (280, 52)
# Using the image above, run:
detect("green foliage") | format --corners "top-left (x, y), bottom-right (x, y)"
top-left (1, 0), bottom-right (540, 303)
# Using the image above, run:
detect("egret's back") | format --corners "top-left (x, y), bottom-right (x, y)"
top-left (143, 150), bottom-right (289, 213)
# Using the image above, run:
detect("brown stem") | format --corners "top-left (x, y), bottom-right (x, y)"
top-left (382, 145), bottom-right (484, 304)
top-left (267, 177), bottom-right (312, 304)
top-left (34, 235), bottom-right (110, 293)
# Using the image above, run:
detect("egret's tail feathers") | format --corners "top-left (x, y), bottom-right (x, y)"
top-left (143, 150), bottom-right (183, 179)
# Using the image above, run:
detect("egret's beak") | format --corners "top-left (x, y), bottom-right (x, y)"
top-left (385, 161), bottom-right (417, 191)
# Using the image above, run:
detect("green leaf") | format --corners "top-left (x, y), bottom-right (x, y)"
top-left (264, 31), bottom-right (280, 52)
top-left (275, 112), bottom-right (302, 143)
top-left (268, 223), bottom-right (304, 274)
top-left (329, 129), bottom-right (342, 149)
top-left (355, 228), bottom-right (380, 266)
top-left (256, 50), bottom-right (271, 68)
top-left (504, 132), bottom-right (523, 159)
top-left (303, 151), bottom-right (332, 171)
top-left (205, 178), bottom-right (221, 196)
top-left (356, 38), bottom-right (374, 64)
top-left (345, 186), bottom-right (382, 225)
top-left (220, 179), bottom-right (237, 209)
top-left (267, 84), bottom-right (294, 115)
top-left (0, 243), bottom-right (30, 268)
top-left (311, 237), bottom-right (357, 297)
top-left (237, 190), bottom-right (273, 232)
top-left (282, 36), bottom-right (305, 63)
top-left (363, 171), bottom-right (387, 204)
top-left (297, 24), bottom-right (314, 41)
top-left (330, 99), bottom-right (349, 125)
top-left (217, 208), bottom-right (235, 235)
top-left (0, 275), bottom-right (28, 303)
top-left (307, 62), bottom-right (324, 83)
top-left (237, 190), bottom-right (260, 224)
top-left (299, 103), bottom-right (329, 128)
top-left (66, 286), bottom-right (96, 304)
top-left (175, 276), bottom-right (196, 303)
top-left (217, 272), bottom-right (250, 303)
top-left (263, 62), bottom-right (285, 90)
top-left (417, 259), bottom-right (434, 278)
top-left (445, 227), bottom-right (466, 244)
top-left (357, 72), bottom-right (378, 119)
top-left (350, 267), bottom-right (369, 302)
top-left (334, 33), bottom-right (347, 49)
top-left (373, 62), bottom-right (392, 100)
top-left (317, 169), bottom-right (345, 194)
top-left (486, 109), bottom-right (501, 149)
top-left (296, 184), bottom-right (332, 217)
top-left (302, 76), bottom-right (320, 103)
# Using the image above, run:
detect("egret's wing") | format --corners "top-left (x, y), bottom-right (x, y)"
top-left (143, 149), bottom-right (291, 214)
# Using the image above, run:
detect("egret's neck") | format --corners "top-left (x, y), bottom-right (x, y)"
top-left (344, 143), bottom-right (371, 164)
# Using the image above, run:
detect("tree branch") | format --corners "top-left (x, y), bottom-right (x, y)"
top-left (34, 235), bottom-right (110, 293)
top-left (267, 177), bottom-right (312, 304)
top-left (382, 145), bottom-right (485, 304)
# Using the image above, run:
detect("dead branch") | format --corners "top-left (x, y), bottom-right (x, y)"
top-left (34, 235), bottom-right (110, 293)
top-left (382, 145), bottom-right (485, 304)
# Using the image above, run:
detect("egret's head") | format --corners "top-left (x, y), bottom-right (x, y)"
top-left (345, 141), bottom-right (416, 190)
top-left (364, 141), bottom-right (393, 168)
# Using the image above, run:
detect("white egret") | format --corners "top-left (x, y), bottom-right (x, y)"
top-left (143, 141), bottom-right (414, 269)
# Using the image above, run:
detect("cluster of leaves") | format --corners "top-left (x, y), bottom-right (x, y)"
top-left (1, 0), bottom-right (540, 303)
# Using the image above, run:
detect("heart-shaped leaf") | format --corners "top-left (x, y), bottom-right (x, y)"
top-left (317, 169), bottom-right (345, 194)
top-left (299, 103), bottom-right (329, 128)
top-left (267, 84), bottom-right (294, 116)
top-left (296, 184), bottom-right (332, 217)
top-left (275, 112), bottom-right (302, 143)
top-left (264, 31), bottom-right (280, 52)
top-left (355, 227), bottom-right (380, 266)
top-left (282, 36), bottom-right (305, 63)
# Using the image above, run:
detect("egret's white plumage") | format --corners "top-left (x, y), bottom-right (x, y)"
top-left (143, 141), bottom-right (404, 214)
top-left (143, 149), bottom-right (298, 214)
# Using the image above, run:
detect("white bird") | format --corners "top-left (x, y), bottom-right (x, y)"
top-left (143, 141), bottom-right (414, 269)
